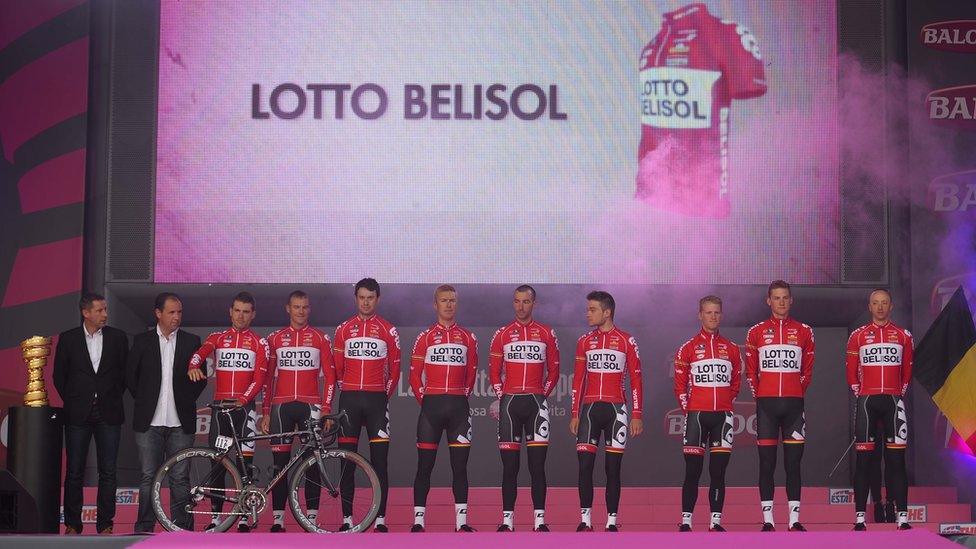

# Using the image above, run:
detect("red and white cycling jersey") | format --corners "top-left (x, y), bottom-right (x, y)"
top-left (637, 2), bottom-right (767, 217)
top-left (489, 319), bottom-right (560, 396)
top-left (572, 327), bottom-right (643, 419)
top-left (745, 317), bottom-right (815, 398)
top-left (675, 328), bottom-right (742, 411)
top-left (846, 321), bottom-right (914, 396)
top-left (333, 314), bottom-right (401, 397)
top-left (264, 325), bottom-right (336, 415)
top-left (189, 327), bottom-right (270, 402)
top-left (409, 323), bottom-right (478, 403)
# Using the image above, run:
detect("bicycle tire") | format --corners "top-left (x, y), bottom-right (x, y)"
top-left (288, 448), bottom-right (381, 533)
top-left (152, 447), bottom-right (243, 532)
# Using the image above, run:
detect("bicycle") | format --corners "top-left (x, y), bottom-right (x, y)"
top-left (151, 400), bottom-right (381, 533)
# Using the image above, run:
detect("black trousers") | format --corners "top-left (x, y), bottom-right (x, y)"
top-left (63, 400), bottom-right (121, 532)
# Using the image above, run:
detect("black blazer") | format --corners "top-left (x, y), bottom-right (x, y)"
top-left (52, 325), bottom-right (129, 425)
top-left (126, 328), bottom-right (205, 434)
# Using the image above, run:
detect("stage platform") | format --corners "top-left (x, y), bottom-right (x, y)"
top-left (0, 530), bottom-right (967, 549)
top-left (83, 486), bottom-right (971, 533)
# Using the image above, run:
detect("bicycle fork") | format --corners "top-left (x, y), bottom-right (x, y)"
top-left (314, 449), bottom-right (341, 499)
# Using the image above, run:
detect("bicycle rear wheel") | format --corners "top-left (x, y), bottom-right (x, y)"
top-left (152, 447), bottom-right (243, 532)
top-left (288, 448), bottom-right (381, 533)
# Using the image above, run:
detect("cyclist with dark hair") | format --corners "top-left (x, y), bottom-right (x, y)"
top-left (188, 292), bottom-right (270, 532)
top-left (570, 291), bottom-right (643, 532)
top-left (334, 278), bottom-right (401, 532)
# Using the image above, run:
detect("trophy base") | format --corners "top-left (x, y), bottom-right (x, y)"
top-left (7, 405), bottom-right (64, 534)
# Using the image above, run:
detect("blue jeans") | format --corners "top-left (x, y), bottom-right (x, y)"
top-left (134, 427), bottom-right (195, 532)
top-left (64, 403), bottom-right (121, 532)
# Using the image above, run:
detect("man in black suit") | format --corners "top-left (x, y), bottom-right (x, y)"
top-left (53, 292), bottom-right (129, 535)
top-left (126, 292), bottom-right (206, 532)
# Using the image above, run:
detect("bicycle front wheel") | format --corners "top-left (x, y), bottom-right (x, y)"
top-left (152, 447), bottom-right (243, 532)
top-left (289, 448), bottom-right (381, 533)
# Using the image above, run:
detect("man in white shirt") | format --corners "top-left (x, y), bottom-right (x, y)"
top-left (125, 292), bottom-right (206, 532)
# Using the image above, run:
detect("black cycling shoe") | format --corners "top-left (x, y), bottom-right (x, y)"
top-left (204, 523), bottom-right (217, 532)
top-left (576, 523), bottom-right (593, 532)
top-left (897, 522), bottom-right (913, 531)
top-left (534, 524), bottom-right (550, 532)
top-left (338, 523), bottom-right (351, 532)
top-left (605, 525), bottom-right (619, 532)
top-left (373, 524), bottom-right (389, 533)
top-left (497, 524), bottom-right (512, 532)
top-left (410, 524), bottom-right (425, 533)
top-left (853, 522), bottom-right (867, 531)
top-left (709, 524), bottom-right (726, 532)
top-left (678, 524), bottom-right (692, 532)
top-left (270, 524), bottom-right (285, 533)
top-left (874, 502), bottom-right (886, 523)
top-left (237, 522), bottom-right (251, 533)
top-left (457, 524), bottom-right (476, 532)
top-left (885, 501), bottom-right (897, 523)
top-left (761, 522), bottom-right (776, 532)
top-left (789, 522), bottom-right (807, 532)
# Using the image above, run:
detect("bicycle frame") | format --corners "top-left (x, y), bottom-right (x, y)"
top-left (207, 409), bottom-right (345, 507)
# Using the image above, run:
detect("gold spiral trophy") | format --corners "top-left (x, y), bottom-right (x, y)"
top-left (21, 336), bottom-right (52, 406)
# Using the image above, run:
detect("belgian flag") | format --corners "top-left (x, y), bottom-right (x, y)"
top-left (914, 287), bottom-right (976, 452)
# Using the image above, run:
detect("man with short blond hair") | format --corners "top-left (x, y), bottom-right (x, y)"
top-left (410, 285), bottom-right (479, 532)
top-left (674, 295), bottom-right (741, 532)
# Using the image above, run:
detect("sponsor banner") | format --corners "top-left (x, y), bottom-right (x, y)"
top-left (907, 504), bottom-right (927, 523)
top-left (928, 170), bottom-right (976, 213)
top-left (940, 522), bottom-right (976, 535)
top-left (920, 20), bottom-right (976, 53)
top-left (58, 505), bottom-right (99, 524)
top-left (116, 488), bottom-right (139, 505)
top-left (926, 85), bottom-right (976, 128)
top-left (828, 488), bottom-right (854, 505)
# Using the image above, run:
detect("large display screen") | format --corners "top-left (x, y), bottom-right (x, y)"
top-left (154, 0), bottom-right (839, 284)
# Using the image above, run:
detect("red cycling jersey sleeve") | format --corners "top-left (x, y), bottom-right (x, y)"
top-left (720, 19), bottom-right (767, 99)
top-left (571, 334), bottom-right (587, 418)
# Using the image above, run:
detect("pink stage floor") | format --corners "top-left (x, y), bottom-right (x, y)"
top-left (91, 486), bottom-right (971, 533)
top-left (134, 530), bottom-right (958, 548)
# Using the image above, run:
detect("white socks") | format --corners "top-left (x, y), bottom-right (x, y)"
top-left (273, 510), bottom-right (284, 527)
top-left (897, 511), bottom-right (908, 525)
top-left (343, 515), bottom-right (353, 527)
top-left (581, 507), bottom-right (592, 526)
top-left (414, 506), bottom-right (426, 527)
top-left (856, 511), bottom-right (866, 524)
top-left (606, 513), bottom-right (617, 528)
top-left (374, 515), bottom-right (385, 527)
top-left (761, 500), bottom-right (774, 525)
top-left (502, 510), bottom-right (514, 529)
top-left (681, 512), bottom-right (693, 526)
top-left (307, 510), bottom-right (317, 522)
top-left (455, 503), bottom-right (468, 529)
top-left (789, 500), bottom-right (801, 526)
top-left (711, 512), bottom-right (722, 527)
top-left (534, 509), bottom-right (545, 529)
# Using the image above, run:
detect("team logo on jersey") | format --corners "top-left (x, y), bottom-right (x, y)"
top-left (927, 85), bottom-right (976, 128)
top-left (920, 20), bottom-right (976, 53)
top-left (669, 43), bottom-right (690, 55)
